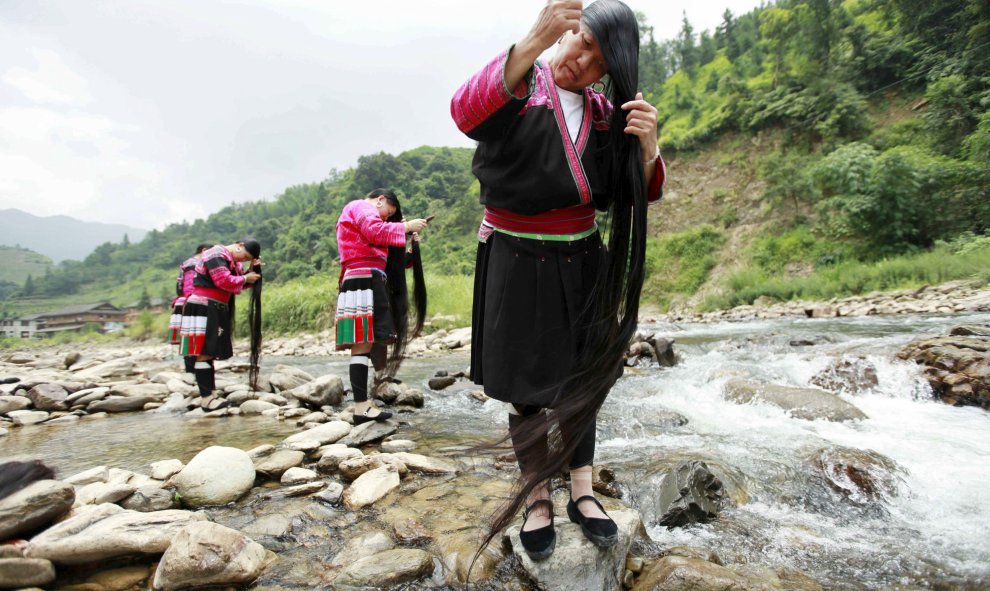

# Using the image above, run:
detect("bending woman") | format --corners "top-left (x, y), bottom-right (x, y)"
top-left (451, 0), bottom-right (666, 560)
top-left (169, 242), bottom-right (213, 373)
top-left (179, 239), bottom-right (261, 410)
top-left (335, 189), bottom-right (429, 424)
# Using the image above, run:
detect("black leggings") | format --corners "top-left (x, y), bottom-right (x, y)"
top-left (507, 404), bottom-right (595, 474)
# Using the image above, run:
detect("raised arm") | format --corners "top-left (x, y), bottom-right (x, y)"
top-left (450, 0), bottom-right (583, 141)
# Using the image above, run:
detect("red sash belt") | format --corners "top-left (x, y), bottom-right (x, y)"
top-left (191, 286), bottom-right (232, 304)
top-left (483, 204), bottom-right (596, 235)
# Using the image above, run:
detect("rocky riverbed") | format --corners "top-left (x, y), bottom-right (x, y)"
top-left (1, 295), bottom-right (989, 590)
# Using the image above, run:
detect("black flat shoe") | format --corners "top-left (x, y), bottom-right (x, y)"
top-left (353, 408), bottom-right (393, 424)
top-left (567, 495), bottom-right (618, 547)
top-left (519, 498), bottom-right (555, 561)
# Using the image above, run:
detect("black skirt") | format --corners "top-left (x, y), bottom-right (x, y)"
top-left (335, 270), bottom-right (397, 351)
top-left (179, 299), bottom-right (233, 360)
top-left (471, 230), bottom-right (611, 407)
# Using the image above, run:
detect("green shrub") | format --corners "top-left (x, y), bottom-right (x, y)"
top-left (643, 225), bottom-right (725, 309)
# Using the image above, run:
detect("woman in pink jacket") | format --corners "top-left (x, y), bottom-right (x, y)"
top-left (335, 189), bottom-right (429, 424)
top-left (169, 243), bottom-right (213, 373)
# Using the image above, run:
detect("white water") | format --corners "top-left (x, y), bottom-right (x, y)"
top-left (428, 313), bottom-right (990, 588)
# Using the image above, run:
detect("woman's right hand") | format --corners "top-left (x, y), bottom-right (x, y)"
top-left (405, 219), bottom-right (428, 234)
top-left (244, 272), bottom-right (261, 284)
top-left (522, 0), bottom-right (583, 55)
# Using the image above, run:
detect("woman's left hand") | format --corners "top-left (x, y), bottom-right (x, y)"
top-left (621, 92), bottom-right (658, 160)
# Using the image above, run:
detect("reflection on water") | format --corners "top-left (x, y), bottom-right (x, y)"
top-left (2, 312), bottom-right (989, 589)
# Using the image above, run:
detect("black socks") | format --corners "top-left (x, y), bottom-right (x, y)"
top-left (350, 355), bottom-right (370, 403)
top-left (193, 360), bottom-right (215, 397)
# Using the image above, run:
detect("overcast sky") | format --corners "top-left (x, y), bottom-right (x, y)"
top-left (0, 0), bottom-right (766, 230)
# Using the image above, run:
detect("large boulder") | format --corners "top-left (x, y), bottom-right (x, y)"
top-left (0, 480), bottom-right (75, 540)
top-left (267, 365), bottom-right (314, 392)
top-left (631, 556), bottom-right (823, 591)
top-left (334, 548), bottom-right (433, 589)
top-left (151, 522), bottom-right (270, 591)
top-left (342, 466), bottom-right (400, 510)
top-left (25, 384), bottom-right (68, 412)
top-left (807, 446), bottom-right (902, 505)
top-left (26, 503), bottom-right (206, 564)
top-left (504, 507), bottom-right (642, 591)
top-left (286, 374), bottom-right (345, 408)
top-left (723, 379), bottom-right (867, 422)
top-left (168, 446), bottom-right (256, 507)
top-left (0, 557), bottom-right (56, 588)
top-left (898, 330), bottom-right (990, 408)
top-left (810, 357), bottom-right (879, 394)
top-left (654, 461), bottom-right (724, 528)
top-left (281, 421), bottom-right (351, 450)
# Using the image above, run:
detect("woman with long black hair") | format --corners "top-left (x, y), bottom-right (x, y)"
top-left (169, 242), bottom-right (213, 374)
top-left (451, 0), bottom-right (666, 560)
top-left (335, 189), bottom-right (429, 424)
top-left (178, 239), bottom-right (262, 410)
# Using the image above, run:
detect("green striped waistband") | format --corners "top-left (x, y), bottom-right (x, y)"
top-left (493, 223), bottom-right (597, 242)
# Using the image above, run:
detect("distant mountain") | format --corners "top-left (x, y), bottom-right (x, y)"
top-left (0, 208), bottom-right (147, 263)
top-left (0, 246), bottom-right (52, 286)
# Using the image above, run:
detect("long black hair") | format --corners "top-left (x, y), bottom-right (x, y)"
top-left (476, 0), bottom-right (648, 569)
top-left (241, 239), bottom-right (263, 391)
top-left (366, 189), bottom-right (427, 389)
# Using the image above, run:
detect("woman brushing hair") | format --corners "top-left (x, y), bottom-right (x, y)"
top-left (451, 0), bottom-right (666, 560)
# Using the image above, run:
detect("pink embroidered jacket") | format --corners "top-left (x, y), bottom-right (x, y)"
top-left (190, 245), bottom-right (246, 304)
top-left (172, 256), bottom-right (198, 307)
top-left (336, 200), bottom-right (407, 279)
top-left (450, 48), bottom-right (666, 216)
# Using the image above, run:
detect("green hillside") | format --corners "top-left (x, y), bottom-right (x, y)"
top-left (3, 0), bottom-right (988, 329)
top-left (0, 246), bottom-right (53, 301)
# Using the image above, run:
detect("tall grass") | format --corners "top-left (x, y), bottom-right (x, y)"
top-left (642, 225), bottom-right (725, 311)
top-left (702, 242), bottom-right (990, 311)
top-left (234, 272), bottom-right (474, 336)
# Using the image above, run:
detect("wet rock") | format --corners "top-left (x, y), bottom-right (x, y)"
top-left (343, 466), bottom-right (400, 509)
top-left (0, 395), bottom-right (32, 414)
top-left (246, 444), bottom-right (275, 459)
top-left (0, 480), bottom-right (74, 540)
top-left (810, 357), bottom-right (879, 394)
top-left (652, 338), bottom-right (677, 367)
top-left (654, 461), bottom-right (724, 528)
top-left (109, 383), bottom-right (169, 398)
top-left (26, 503), bottom-right (206, 564)
top-left (428, 376), bottom-right (457, 390)
top-left (314, 482), bottom-right (344, 504)
top-left (254, 450), bottom-right (305, 479)
top-left (329, 531), bottom-right (394, 569)
top-left (394, 387), bottom-right (425, 408)
top-left (632, 556), bottom-right (824, 591)
top-left (8, 410), bottom-right (49, 425)
top-left (64, 466), bottom-right (108, 486)
top-left (286, 374), bottom-right (344, 408)
top-left (66, 387), bottom-right (109, 406)
top-left (72, 359), bottom-right (139, 380)
top-left (338, 456), bottom-right (389, 481)
top-left (723, 378), bottom-right (868, 422)
top-left (84, 564), bottom-right (151, 590)
top-left (381, 439), bottom-right (416, 453)
top-left (280, 467), bottom-right (318, 486)
top-left (0, 557), bottom-right (56, 588)
top-left (436, 532), bottom-right (503, 585)
top-left (151, 521), bottom-right (270, 591)
top-left (296, 411), bottom-right (328, 425)
top-left (808, 447), bottom-right (901, 504)
top-left (168, 446), bottom-right (255, 507)
top-left (337, 420), bottom-right (396, 447)
top-left (267, 365), bottom-right (314, 392)
top-left (75, 482), bottom-right (135, 506)
top-left (505, 507), bottom-right (641, 591)
top-left (950, 325), bottom-right (990, 337)
top-left (239, 400), bottom-right (279, 414)
top-left (149, 460), bottom-right (184, 481)
top-left (334, 548), bottom-right (433, 589)
top-left (281, 481), bottom-right (326, 497)
top-left (25, 383), bottom-right (68, 412)
top-left (120, 487), bottom-right (179, 512)
top-left (45, 414), bottom-right (80, 425)
top-left (898, 331), bottom-right (990, 409)
top-left (88, 396), bottom-right (160, 413)
top-left (374, 382), bottom-right (404, 404)
top-left (281, 420), bottom-right (351, 450)
top-left (316, 446), bottom-right (363, 474)
top-left (385, 452), bottom-right (457, 475)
